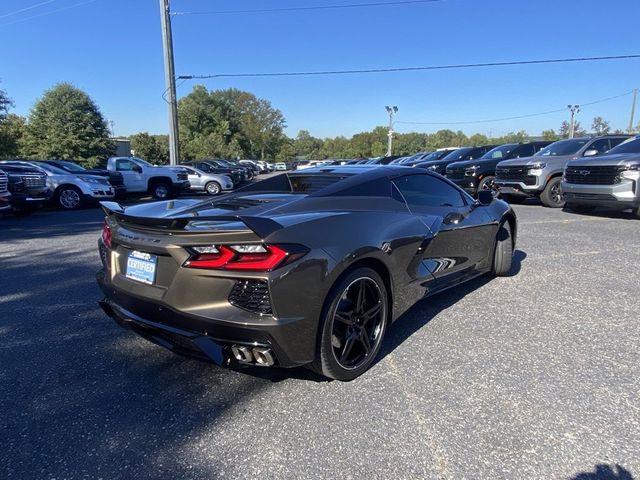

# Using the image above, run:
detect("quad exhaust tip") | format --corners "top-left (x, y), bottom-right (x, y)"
top-left (231, 344), bottom-right (275, 367)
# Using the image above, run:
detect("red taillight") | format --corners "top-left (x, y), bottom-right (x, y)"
top-left (184, 244), bottom-right (305, 271)
top-left (101, 221), bottom-right (112, 249)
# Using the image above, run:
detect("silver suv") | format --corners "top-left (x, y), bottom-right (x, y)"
top-left (171, 165), bottom-right (234, 195)
top-left (562, 136), bottom-right (640, 217)
top-left (494, 135), bottom-right (630, 207)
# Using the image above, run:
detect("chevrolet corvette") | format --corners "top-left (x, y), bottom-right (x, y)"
top-left (97, 165), bottom-right (517, 381)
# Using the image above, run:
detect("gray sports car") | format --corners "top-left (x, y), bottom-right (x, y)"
top-left (97, 165), bottom-right (517, 381)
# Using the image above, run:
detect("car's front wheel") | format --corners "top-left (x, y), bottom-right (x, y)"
top-left (313, 268), bottom-right (388, 381)
top-left (56, 185), bottom-right (84, 210)
top-left (205, 181), bottom-right (221, 196)
top-left (150, 181), bottom-right (171, 200)
top-left (540, 177), bottom-right (565, 208)
top-left (478, 176), bottom-right (496, 195)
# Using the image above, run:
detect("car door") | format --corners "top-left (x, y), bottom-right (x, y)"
top-left (115, 159), bottom-right (145, 191)
top-left (392, 174), bottom-right (495, 289)
top-left (183, 167), bottom-right (203, 188)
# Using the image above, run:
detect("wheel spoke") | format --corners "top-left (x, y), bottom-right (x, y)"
top-left (356, 279), bottom-right (366, 314)
top-left (362, 302), bottom-right (382, 323)
top-left (340, 334), bottom-right (356, 363)
top-left (334, 312), bottom-right (352, 325)
top-left (359, 330), bottom-right (371, 354)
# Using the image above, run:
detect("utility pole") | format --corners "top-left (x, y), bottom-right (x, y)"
top-left (567, 104), bottom-right (580, 139)
top-left (628, 89), bottom-right (638, 134)
top-left (159, 0), bottom-right (180, 165)
top-left (385, 105), bottom-right (398, 157)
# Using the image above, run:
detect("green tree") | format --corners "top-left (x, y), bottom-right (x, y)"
top-left (294, 130), bottom-right (323, 159)
top-left (559, 121), bottom-right (585, 139)
top-left (541, 129), bottom-right (559, 141)
top-left (21, 83), bottom-right (113, 166)
top-left (0, 114), bottom-right (26, 159)
top-left (468, 133), bottom-right (489, 146)
top-left (591, 116), bottom-right (610, 135)
top-left (130, 132), bottom-right (169, 164)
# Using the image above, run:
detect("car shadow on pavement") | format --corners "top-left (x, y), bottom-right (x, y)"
top-left (571, 464), bottom-right (635, 480)
top-left (376, 249), bottom-right (527, 365)
top-left (562, 207), bottom-right (638, 221)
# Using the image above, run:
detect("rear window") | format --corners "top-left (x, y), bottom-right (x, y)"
top-left (289, 174), bottom-right (348, 193)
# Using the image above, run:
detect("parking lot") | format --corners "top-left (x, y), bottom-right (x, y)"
top-left (1, 201), bottom-right (638, 479)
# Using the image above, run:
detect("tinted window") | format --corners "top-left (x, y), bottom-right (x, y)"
top-left (289, 174), bottom-right (348, 193)
top-left (535, 139), bottom-right (589, 156)
top-left (116, 160), bottom-right (133, 171)
top-left (393, 175), bottom-right (465, 208)
top-left (513, 144), bottom-right (535, 158)
top-left (609, 137), bottom-right (629, 149)
top-left (57, 161), bottom-right (85, 172)
top-left (608, 137), bottom-right (640, 155)
top-left (441, 147), bottom-right (473, 162)
top-left (481, 144), bottom-right (519, 159)
top-left (586, 138), bottom-right (611, 155)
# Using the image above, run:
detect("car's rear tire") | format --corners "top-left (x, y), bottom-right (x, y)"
top-left (540, 177), bottom-right (565, 208)
top-left (312, 267), bottom-right (388, 381)
top-left (205, 181), bottom-right (221, 196)
top-left (56, 185), bottom-right (84, 210)
top-left (564, 203), bottom-right (595, 214)
top-left (500, 194), bottom-right (526, 204)
top-left (492, 222), bottom-right (513, 277)
top-left (150, 180), bottom-right (171, 200)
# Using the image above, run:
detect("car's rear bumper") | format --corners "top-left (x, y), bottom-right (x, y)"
top-left (96, 268), bottom-right (315, 368)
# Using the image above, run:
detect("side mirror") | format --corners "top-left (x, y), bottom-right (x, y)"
top-left (477, 190), bottom-right (494, 206)
top-left (132, 164), bottom-right (143, 173)
top-left (583, 149), bottom-right (598, 157)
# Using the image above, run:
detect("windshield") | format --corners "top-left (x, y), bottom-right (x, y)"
top-left (35, 163), bottom-right (68, 175)
top-left (608, 137), bottom-right (640, 155)
top-left (132, 157), bottom-right (154, 167)
top-left (56, 160), bottom-right (86, 172)
top-left (535, 139), bottom-right (588, 157)
top-left (441, 147), bottom-right (472, 161)
top-left (481, 144), bottom-right (518, 160)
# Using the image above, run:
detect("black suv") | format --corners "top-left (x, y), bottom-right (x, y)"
top-left (39, 160), bottom-right (127, 200)
top-left (414, 145), bottom-right (497, 175)
top-left (446, 141), bottom-right (552, 196)
top-left (0, 164), bottom-right (51, 214)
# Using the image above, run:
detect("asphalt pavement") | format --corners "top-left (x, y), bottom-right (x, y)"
top-left (1, 199), bottom-right (638, 479)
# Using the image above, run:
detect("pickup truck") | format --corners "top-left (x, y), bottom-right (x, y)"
top-left (0, 164), bottom-right (51, 215)
top-left (106, 157), bottom-right (190, 200)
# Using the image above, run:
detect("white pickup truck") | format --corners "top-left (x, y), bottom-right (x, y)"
top-left (106, 157), bottom-right (190, 200)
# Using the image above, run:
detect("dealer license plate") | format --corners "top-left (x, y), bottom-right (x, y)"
top-left (125, 250), bottom-right (157, 285)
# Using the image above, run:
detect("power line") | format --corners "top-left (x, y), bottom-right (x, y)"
top-left (0, 0), bottom-right (99, 27)
top-left (0, 0), bottom-right (55, 19)
top-left (395, 91), bottom-right (634, 126)
top-left (171, 0), bottom-right (442, 16)
top-left (178, 54), bottom-right (640, 80)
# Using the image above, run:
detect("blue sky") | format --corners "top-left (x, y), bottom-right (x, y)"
top-left (1, 0), bottom-right (639, 139)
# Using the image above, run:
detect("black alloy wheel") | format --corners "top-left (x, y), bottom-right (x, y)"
top-left (314, 268), bottom-right (388, 381)
top-left (478, 176), bottom-right (497, 195)
top-left (540, 177), bottom-right (565, 208)
top-left (151, 181), bottom-right (171, 200)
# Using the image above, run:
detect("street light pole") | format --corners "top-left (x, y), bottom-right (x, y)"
top-left (567, 104), bottom-right (580, 139)
top-left (159, 0), bottom-right (180, 165)
top-left (385, 105), bottom-right (398, 157)
top-left (628, 89), bottom-right (638, 134)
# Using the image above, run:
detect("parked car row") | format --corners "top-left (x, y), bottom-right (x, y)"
top-left (0, 156), bottom-right (276, 216)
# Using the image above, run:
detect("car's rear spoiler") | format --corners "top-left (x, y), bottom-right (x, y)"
top-left (100, 201), bottom-right (283, 238)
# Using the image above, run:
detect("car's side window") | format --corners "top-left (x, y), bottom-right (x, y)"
top-left (393, 175), bottom-right (466, 209)
top-left (609, 137), bottom-right (627, 149)
top-left (116, 160), bottom-right (132, 171)
top-left (515, 144), bottom-right (535, 158)
top-left (587, 139), bottom-right (610, 155)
